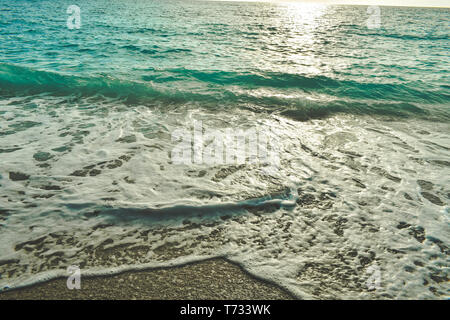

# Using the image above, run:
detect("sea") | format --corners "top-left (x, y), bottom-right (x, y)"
top-left (0, 0), bottom-right (449, 299)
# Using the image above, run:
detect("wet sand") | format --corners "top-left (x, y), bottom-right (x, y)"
top-left (0, 258), bottom-right (295, 300)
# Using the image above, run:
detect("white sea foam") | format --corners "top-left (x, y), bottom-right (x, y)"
top-left (0, 95), bottom-right (448, 299)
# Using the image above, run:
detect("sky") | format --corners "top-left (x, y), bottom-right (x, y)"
top-left (221, 0), bottom-right (450, 8)
top-left (311, 1), bottom-right (449, 7)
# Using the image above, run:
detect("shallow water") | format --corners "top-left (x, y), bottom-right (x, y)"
top-left (0, 0), bottom-right (449, 299)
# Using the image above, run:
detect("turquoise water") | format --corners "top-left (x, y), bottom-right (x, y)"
top-left (0, 1), bottom-right (449, 299)
top-left (1, 1), bottom-right (449, 118)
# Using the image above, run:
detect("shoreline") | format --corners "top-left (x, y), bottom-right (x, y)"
top-left (0, 258), bottom-right (296, 300)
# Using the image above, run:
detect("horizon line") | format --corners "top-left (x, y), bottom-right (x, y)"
top-left (204, 0), bottom-right (450, 9)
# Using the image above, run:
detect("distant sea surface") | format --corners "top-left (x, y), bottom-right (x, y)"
top-left (0, 0), bottom-right (449, 299)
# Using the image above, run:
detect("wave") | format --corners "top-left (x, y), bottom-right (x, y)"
top-left (142, 67), bottom-right (448, 104)
top-left (351, 31), bottom-right (450, 41)
top-left (0, 63), bottom-right (448, 121)
top-left (0, 63), bottom-right (193, 105)
top-left (69, 192), bottom-right (297, 222)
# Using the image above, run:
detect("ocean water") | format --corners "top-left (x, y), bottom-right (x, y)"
top-left (0, 0), bottom-right (449, 299)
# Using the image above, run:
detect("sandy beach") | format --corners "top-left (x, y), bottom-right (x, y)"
top-left (0, 258), bottom-right (295, 300)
